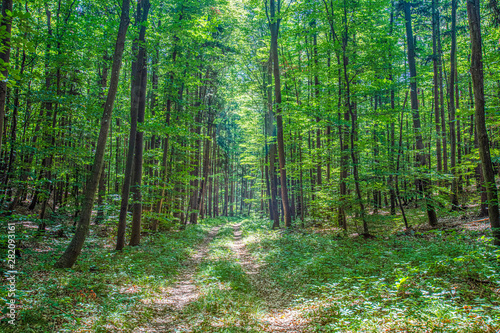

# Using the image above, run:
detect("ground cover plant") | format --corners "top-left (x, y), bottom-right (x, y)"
top-left (2, 214), bottom-right (500, 332)
top-left (0, 216), bottom-right (224, 332)
top-left (241, 218), bottom-right (500, 332)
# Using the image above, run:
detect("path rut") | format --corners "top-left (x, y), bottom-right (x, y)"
top-left (230, 223), bottom-right (308, 333)
top-left (137, 225), bottom-right (221, 332)
top-left (138, 221), bottom-right (308, 332)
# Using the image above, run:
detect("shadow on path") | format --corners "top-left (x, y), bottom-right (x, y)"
top-left (136, 225), bottom-right (221, 332)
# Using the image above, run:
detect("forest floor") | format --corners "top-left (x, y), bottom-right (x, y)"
top-left (1, 212), bottom-right (500, 332)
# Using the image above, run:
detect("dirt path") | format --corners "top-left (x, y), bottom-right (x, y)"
top-left (137, 222), bottom-right (308, 332)
top-left (230, 223), bottom-right (308, 333)
top-left (137, 225), bottom-right (221, 332)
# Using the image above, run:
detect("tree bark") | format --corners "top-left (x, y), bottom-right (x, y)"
top-left (467, 0), bottom-right (500, 245)
top-left (54, 0), bottom-right (131, 268)
top-left (264, 58), bottom-right (280, 228)
top-left (404, 1), bottom-right (438, 227)
top-left (0, 0), bottom-right (13, 156)
top-left (268, 0), bottom-right (291, 227)
top-left (449, 0), bottom-right (459, 209)
top-left (116, 0), bottom-right (149, 249)
top-left (432, 0), bottom-right (442, 176)
top-left (129, 0), bottom-right (150, 246)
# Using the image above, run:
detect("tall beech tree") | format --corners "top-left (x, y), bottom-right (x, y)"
top-left (0, 0), bottom-right (12, 157)
top-left (54, 0), bottom-right (131, 268)
top-left (467, 0), bottom-right (500, 245)
top-left (129, 0), bottom-right (150, 246)
top-left (449, 0), bottom-right (459, 210)
top-left (403, 0), bottom-right (438, 227)
top-left (116, 0), bottom-right (150, 250)
top-left (267, 0), bottom-right (292, 227)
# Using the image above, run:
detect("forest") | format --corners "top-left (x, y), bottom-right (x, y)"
top-left (1, 0), bottom-right (500, 331)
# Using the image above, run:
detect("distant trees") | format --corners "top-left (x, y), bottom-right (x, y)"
top-left (0, 0), bottom-right (242, 268)
top-left (236, 0), bottom-right (500, 237)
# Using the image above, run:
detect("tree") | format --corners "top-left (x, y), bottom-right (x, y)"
top-left (54, 0), bottom-right (131, 268)
top-left (449, 0), bottom-right (459, 210)
top-left (129, 0), bottom-right (151, 247)
top-left (0, 0), bottom-right (12, 157)
top-left (403, 0), bottom-right (438, 227)
top-left (467, 0), bottom-right (500, 245)
top-left (267, 0), bottom-right (292, 228)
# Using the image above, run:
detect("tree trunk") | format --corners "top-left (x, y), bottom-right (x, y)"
top-left (449, 0), bottom-right (459, 210)
top-left (265, 59), bottom-right (280, 228)
top-left (341, 1), bottom-right (367, 235)
top-left (95, 53), bottom-right (110, 225)
top-left (54, 0), bottom-right (131, 268)
top-left (116, 0), bottom-right (149, 250)
top-left (432, 0), bottom-right (442, 176)
top-left (467, 0), bottom-right (500, 245)
top-left (197, 122), bottom-right (213, 219)
top-left (313, 23), bottom-right (322, 189)
top-left (129, 0), bottom-right (150, 246)
top-left (269, 0), bottom-right (291, 227)
top-left (0, 0), bottom-right (13, 156)
top-left (438, 13), bottom-right (447, 174)
top-left (404, 1), bottom-right (438, 227)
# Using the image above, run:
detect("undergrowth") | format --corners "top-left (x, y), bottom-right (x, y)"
top-left (241, 218), bottom-right (500, 332)
top-left (3, 214), bottom-right (500, 332)
top-left (0, 216), bottom-right (225, 332)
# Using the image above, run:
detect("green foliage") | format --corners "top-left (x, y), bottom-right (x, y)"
top-left (241, 218), bottom-right (500, 332)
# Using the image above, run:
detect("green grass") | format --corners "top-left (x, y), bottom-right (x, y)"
top-left (180, 222), bottom-right (264, 332)
top-left (241, 218), bottom-right (500, 332)
top-left (0, 216), bottom-right (225, 332)
top-left (3, 214), bottom-right (500, 332)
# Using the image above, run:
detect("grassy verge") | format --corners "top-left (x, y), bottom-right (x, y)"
top-left (0, 217), bottom-right (224, 332)
top-left (241, 218), bottom-right (500, 332)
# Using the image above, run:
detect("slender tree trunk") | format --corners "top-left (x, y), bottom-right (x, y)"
top-left (269, 0), bottom-right (291, 227)
top-left (449, 0), bottom-right (459, 209)
top-left (95, 53), bottom-right (110, 224)
top-left (338, 54), bottom-right (348, 231)
top-left (341, 1), bottom-right (367, 235)
top-left (116, 1), bottom-right (149, 250)
top-left (197, 122), bottom-right (213, 219)
top-left (467, 0), bottom-right (500, 245)
top-left (224, 160), bottom-right (229, 216)
top-left (54, 0), bottom-right (131, 268)
top-left (230, 161), bottom-right (235, 216)
top-left (0, 0), bottom-right (13, 156)
top-left (214, 145), bottom-right (219, 216)
top-left (313, 22), bottom-right (322, 189)
top-left (208, 129), bottom-right (216, 218)
top-left (129, 0), bottom-right (150, 246)
top-left (2, 47), bottom-right (25, 207)
top-left (404, 1), bottom-right (438, 227)
top-left (115, 118), bottom-right (121, 193)
top-left (438, 13), bottom-right (448, 174)
top-left (265, 59), bottom-right (280, 228)
top-left (36, 5), bottom-right (55, 228)
top-left (397, 106), bottom-right (409, 229)
top-left (432, 0), bottom-right (442, 176)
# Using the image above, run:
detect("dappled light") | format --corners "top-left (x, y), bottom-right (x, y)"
top-left (1, 0), bottom-right (500, 331)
